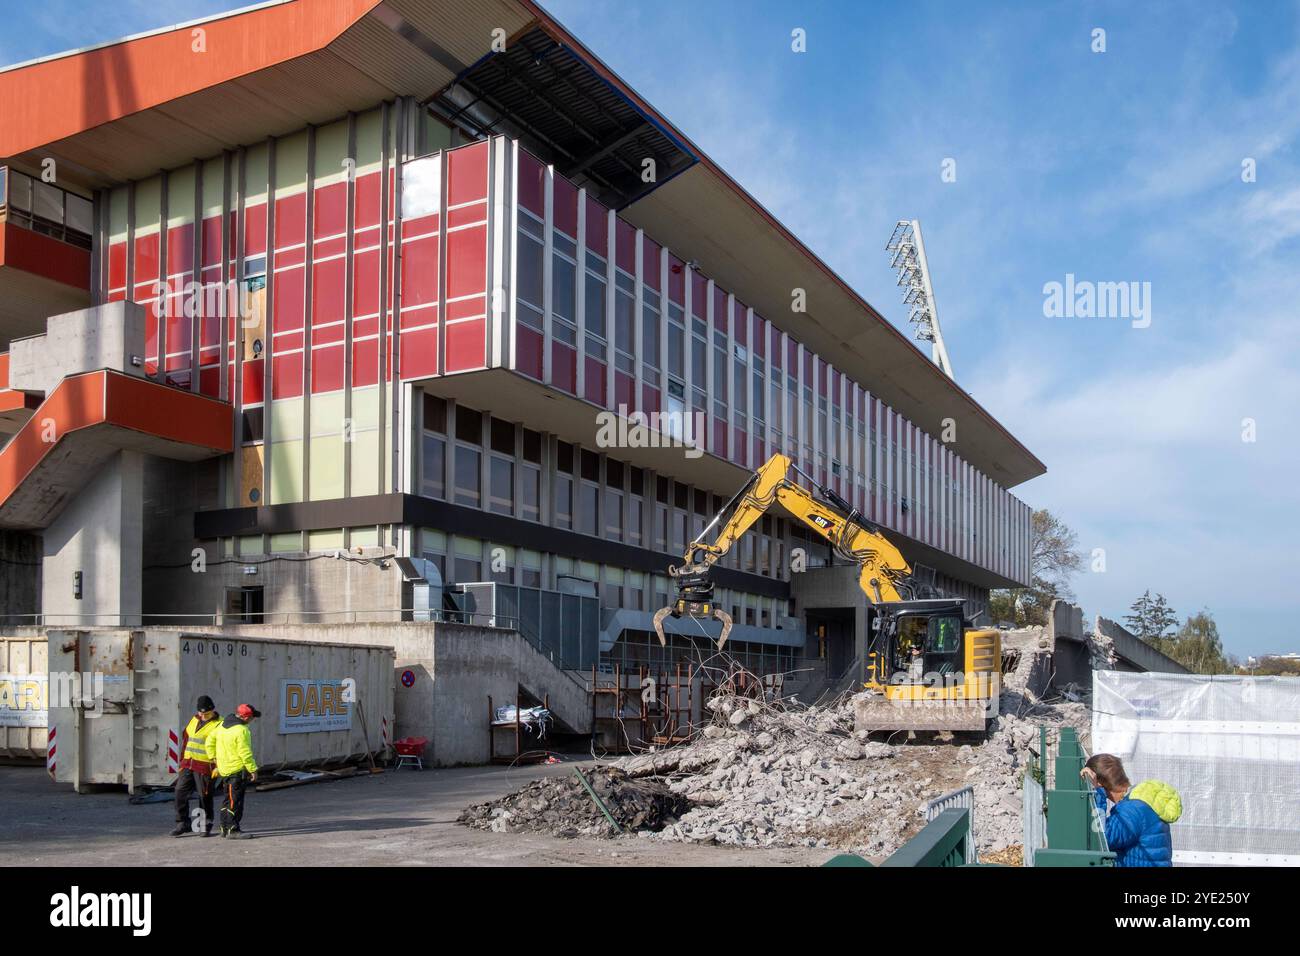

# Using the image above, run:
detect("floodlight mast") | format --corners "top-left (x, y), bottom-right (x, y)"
top-left (885, 219), bottom-right (954, 380)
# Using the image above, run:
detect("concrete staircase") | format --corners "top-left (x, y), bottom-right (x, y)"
top-left (783, 656), bottom-right (862, 706)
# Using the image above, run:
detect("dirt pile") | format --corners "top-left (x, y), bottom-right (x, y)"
top-left (459, 767), bottom-right (690, 838)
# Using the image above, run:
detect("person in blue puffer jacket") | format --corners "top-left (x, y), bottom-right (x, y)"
top-left (1081, 753), bottom-right (1182, 867)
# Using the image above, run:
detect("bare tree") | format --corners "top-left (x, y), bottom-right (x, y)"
top-left (990, 508), bottom-right (1084, 625)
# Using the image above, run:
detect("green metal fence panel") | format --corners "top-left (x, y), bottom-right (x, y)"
top-left (882, 808), bottom-right (971, 867)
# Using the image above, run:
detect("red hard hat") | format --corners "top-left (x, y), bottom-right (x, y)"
top-left (236, 703), bottom-right (262, 720)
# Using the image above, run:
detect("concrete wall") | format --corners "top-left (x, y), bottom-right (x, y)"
top-left (42, 450), bottom-right (142, 625)
top-left (1048, 599), bottom-right (1085, 643)
top-left (9, 302), bottom-right (146, 394)
top-left (180, 620), bottom-right (592, 767)
top-left (790, 564), bottom-right (869, 680)
top-left (1096, 616), bottom-right (1189, 674)
top-left (1046, 600), bottom-right (1091, 690)
top-left (0, 531), bottom-right (41, 626)
top-left (145, 546), bottom-right (404, 624)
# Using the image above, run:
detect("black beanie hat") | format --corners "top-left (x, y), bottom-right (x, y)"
top-left (197, 695), bottom-right (215, 711)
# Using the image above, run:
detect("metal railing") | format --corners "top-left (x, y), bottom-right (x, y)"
top-left (1025, 725), bottom-right (1115, 867)
top-left (1022, 773), bottom-right (1047, 866)
top-left (0, 608), bottom-right (520, 628)
top-left (0, 166), bottom-right (94, 250)
top-left (925, 786), bottom-right (976, 864)
top-left (827, 807), bottom-right (976, 867)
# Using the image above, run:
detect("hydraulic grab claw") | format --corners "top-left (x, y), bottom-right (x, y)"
top-left (652, 600), bottom-right (734, 651)
top-left (652, 555), bottom-right (734, 650)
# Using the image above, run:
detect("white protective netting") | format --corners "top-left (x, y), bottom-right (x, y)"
top-left (1092, 670), bottom-right (1300, 866)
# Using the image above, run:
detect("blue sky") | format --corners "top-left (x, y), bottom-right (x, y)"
top-left (5, 1), bottom-right (1297, 657)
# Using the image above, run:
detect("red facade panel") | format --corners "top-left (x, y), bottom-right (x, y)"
top-left (517, 326), bottom-right (543, 380)
top-left (399, 326), bottom-right (439, 379)
top-left (273, 266), bottom-right (305, 332)
top-left (691, 271), bottom-right (707, 320)
top-left (313, 181), bottom-right (347, 239)
top-left (641, 236), bottom-right (660, 290)
top-left (584, 357), bottom-right (605, 405)
top-left (400, 234), bottom-right (439, 308)
top-left (271, 351), bottom-right (302, 399)
top-left (311, 344), bottom-right (344, 393)
top-left (445, 226), bottom-right (486, 300)
top-left (517, 150), bottom-right (545, 218)
top-left (312, 256), bottom-right (346, 326)
top-left (550, 341), bottom-right (576, 392)
top-left (585, 195), bottom-right (608, 253)
top-left (614, 219), bottom-right (636, 275)
top-left (351, 338), bottom-right (378, 387)
top-left (243, 204), bottom-right (266, 257)
top-left (553, 174), bottom-right (577, 238)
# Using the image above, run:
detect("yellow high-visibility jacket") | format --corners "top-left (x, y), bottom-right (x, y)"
top-left (211, 715), bottom-right (259, 777)
top-left (180, 714), bottom-right (221, 772)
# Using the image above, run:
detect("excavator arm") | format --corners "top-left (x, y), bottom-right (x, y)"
top-left (653, 453), bottom-right (917, 649)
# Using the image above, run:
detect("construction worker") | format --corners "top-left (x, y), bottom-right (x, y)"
top-left (171, 695), bottom-right (221, 837)
top-left (211, 703), bottom-right (261, 839)
top-left (1082, 753), bottom-right (1182, 867)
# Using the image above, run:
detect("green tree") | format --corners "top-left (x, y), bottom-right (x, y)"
top-left (989, 509), bottom-right (1083, 626)
top-left (1125, 590), bottom-right (1179, 651)
top-left (1170, 610), bottom-right (1230, 674)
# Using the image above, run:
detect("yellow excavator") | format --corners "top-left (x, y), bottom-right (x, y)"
top-left (652, 453), bottom-right (1010, 733)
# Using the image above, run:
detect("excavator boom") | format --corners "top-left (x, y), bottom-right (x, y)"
top-left (653, 454), bottom-right (916, 649)
top-left (653, 453), bottom-right (1006, 736)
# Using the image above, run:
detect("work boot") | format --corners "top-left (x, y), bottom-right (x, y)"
top-left (170, 823), bottom-right (188, 837)
top-left (225, 829), bottom-right (251, 840)
top-left (218, 826), bottom-right (229, 838)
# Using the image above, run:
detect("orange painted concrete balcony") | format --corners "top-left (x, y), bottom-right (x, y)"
top-left (0, 368), bottom-right (232, 530)
top-left (0, 167), bottom-right (92, 345)
top-left (0, 352), bottom-right (41, 434)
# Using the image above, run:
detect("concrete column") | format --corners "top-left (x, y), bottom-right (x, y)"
top-left (42, 450), bottom-right (144, 626)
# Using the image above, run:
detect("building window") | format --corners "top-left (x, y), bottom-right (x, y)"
top-left (516, 211), bottom-right (544, 331)
top-left (521, 465), bottom-right (540, 521)
top-left (585, 251), bottom-right (607, 360)
top-left (628, 496), bottom-right (643, 547)
top-left (641, 287), bottom-right (660, 371)
top-left (691, 321), bottom-right (708, 413)
top-left (424, 393), bottom-right (447, 431)
top-left (454, 557), bottom-right (481, 583)
top-left (555, 475), bottom-right (573, 529)
top-left (614, 271), bottom-right (635, 375)
top-left (733, 345), bottom-right (748, 418)
top-left (667, 301), bottom-right (685, 380)
top-left (489, 456), bottom-right (513, 515)
top-left (578, 481), bottom-right (599, 536)
top-left (455, 447), bottom-right (481, 507)
top-left (606, 488), bottom-right (623, 541)
top-left (552, 232), bottom-right (578, 347)
top-left (421, 433), bottom-right (445, 499)
top-left (627, 571), bottom-right (645, 611)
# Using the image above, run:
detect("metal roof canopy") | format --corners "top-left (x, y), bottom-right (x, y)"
top-left (427, 26), bottom-right (697, 209)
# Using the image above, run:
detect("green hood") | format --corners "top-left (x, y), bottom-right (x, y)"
top-left (1130, 780), bottom-right (1182, 823)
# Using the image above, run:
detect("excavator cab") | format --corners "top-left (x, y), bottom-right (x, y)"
top-left (870, 600), bottom-right (968, 686)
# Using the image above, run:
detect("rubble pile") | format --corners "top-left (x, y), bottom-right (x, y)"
top-left (461, 687), bottom-right (1089, 860)
top-left (459, 767), bottom-right (689, 838)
